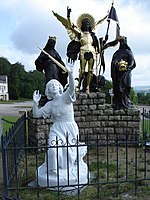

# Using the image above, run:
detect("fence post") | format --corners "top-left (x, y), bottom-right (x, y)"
top-left (0, 115), bottom-right (2, 145)
top-left (1, 135), bottom-right (8, 196)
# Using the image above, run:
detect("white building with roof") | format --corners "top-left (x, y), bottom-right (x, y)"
top-left (0, 75), bottom-right (9, 101)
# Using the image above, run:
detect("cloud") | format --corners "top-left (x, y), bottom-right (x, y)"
top-left (121, 0), bottom-right (150, 8)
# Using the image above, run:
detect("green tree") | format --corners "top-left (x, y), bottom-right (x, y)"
top-left (130, 87), bottom-right (138, 104)
top-left (0, 57), bottom-right (11, 75)
top-left (20, 70), bottom-right (45, 99)
top-left (137, 93), bottom-right (150, 105)
top-left (8, 62), bottom-right (26, 100)
top-left (9, 85), bottom-right (20, 100)
top-left (0, 56), bottom-right (46, 100)
top-left (28, 70), bottom-right (45, 94)
top-left (101, 80), bottom-right (112, 104)
top-left (101, 81), bottom-right (138, 105)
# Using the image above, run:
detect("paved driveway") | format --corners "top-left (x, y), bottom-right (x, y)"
top-left (0, 101), bottom-right (32, 116)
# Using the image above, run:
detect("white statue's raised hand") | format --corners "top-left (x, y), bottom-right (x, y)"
top-left (65, 62), bottom-right (74, 74)
top-left (33, 90), bottom-right (41, 103)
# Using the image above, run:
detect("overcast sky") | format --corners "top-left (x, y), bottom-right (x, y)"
top-left (0, 0), bottom-right (150, 87)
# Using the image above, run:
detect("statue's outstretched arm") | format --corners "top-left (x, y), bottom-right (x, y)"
top-left (65, 62), bottom-right (75, 96)
top-left (67, 6), bottom-right (72, 28)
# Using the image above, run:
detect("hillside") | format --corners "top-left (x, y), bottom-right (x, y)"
top-left (134, 86), bottom-right (150, 94)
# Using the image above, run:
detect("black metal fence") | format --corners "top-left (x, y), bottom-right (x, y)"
top-left (141, 108), bottom-right (150, 141)
top-left (1, 113), bottom-right (27, 199)
top-left (1, 110), bottom-right (150, 200)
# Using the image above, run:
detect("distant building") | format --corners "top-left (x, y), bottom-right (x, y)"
top-left (0, 75), bottom-right (9, 101)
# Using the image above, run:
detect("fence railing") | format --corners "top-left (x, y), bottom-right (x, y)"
top-left (1, 113), bottom-right (27, 197)
top-left (141, 108), bottom-right (150, 142)
top-left (1, 110), bottom-right (150, 200)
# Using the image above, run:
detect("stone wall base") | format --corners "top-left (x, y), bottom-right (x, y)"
top-left (28, 92), bottom-right (140, 146)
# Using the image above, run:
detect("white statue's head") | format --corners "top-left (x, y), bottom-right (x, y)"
top-left (45, 79), bottom-right (63, 100)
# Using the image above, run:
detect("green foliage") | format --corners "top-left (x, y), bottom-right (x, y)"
top-left (2, 115), bottom-right (19, 134)
top-left (0, 57), bottom-right (11, 75)
top-left (101, 80), bottom-right (112, 104)
top-left (141, 119), bottom-right (150, 135)
top-left (137, 92), bottom-right (150, 105)
top-left (0, 57), bottom-right (45, 100)
top-left (130, 87), bottom-right (138, 104)
top-left (101, 81), bottom-right (138, 105)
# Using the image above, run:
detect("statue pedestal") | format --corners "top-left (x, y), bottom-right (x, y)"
top-left (28, 92), bottom-right (140, 146)
top-left (37, 159), bottom-right (88, 189)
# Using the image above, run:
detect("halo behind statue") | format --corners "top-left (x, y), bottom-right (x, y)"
top-left (77, 13), bottom-right (95, 31)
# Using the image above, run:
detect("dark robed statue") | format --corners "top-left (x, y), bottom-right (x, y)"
top-left (35, 36), bottom-right (68, 87)
top-left (111, 36), bottom-right (136, 110)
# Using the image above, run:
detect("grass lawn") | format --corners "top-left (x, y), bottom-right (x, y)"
top-left (6, 146), bottom-right (150, 200)
top-left (1, 115), bottom-right (19, 134)
top-left (141, 119), bottom-right (150, 139)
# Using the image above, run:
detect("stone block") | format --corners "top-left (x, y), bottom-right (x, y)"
top-left (78, 105), bottom-right (88, 111)
top-left (89, 105), bottom-right (97, 110)
top-left (97, 105), bottom-right (105, 110)
top-left (104, 109), bottom-right (114, 115)
top-left (85, 116), bottom-right (97, 121)
top-left (90, 121), bottom-right (101, 128)
top-left (109, 116), bottom-right (121, 121)
top-left (78, 122), bottom-right (90, 128)
top-left (81, 110), bottom-right (92, 116)
top-left (75, 117), bottom-right (86, 122)
top-left (117, 121), bottom-right (127, 127)
top-left (82, 99), bottom-right (93, 105)
top-left (98, 116), bottom-right (108, 121)
top-left (127, 122), bottom-right (140, 128)
top-left (92, 110), bottom-right (104, 116)
top-left (97, 93), bottom-right (106, 98)
top-left (77, 93), bottom-right (88, 99)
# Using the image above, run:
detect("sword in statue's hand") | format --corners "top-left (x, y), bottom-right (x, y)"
top-left (38, 47), bottom-right (67, 73)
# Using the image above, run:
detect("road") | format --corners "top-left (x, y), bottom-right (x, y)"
top-left (0, 101), bottom-right (32, 116)
top-left (137, 105), bottom-right (150, 113)
top-left (0, 101), bottom-right (149, 116)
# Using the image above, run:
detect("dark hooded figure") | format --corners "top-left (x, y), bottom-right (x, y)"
top-left (35, 36), bottom-right (68, 87)
top-left (111, 36), bottom-right (136, 110)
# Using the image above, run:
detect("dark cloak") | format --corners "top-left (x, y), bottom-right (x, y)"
top-left (111, 38), bottom-right (136, 110)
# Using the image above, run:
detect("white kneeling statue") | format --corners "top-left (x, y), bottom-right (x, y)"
top-left (32, 62), bottom-right (88, 189)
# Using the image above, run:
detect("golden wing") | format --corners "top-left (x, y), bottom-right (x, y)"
top-left (52, 11), bottom-right (69, 29)
top-left (52, 10), bottom-right (80, 38)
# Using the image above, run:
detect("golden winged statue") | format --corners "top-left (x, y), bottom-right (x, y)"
top-left (52, 7), bottom-right (108, 93)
